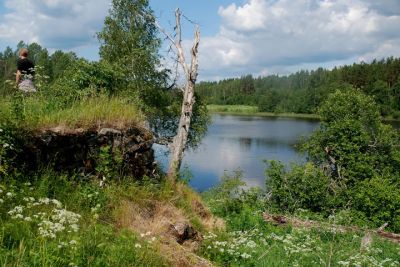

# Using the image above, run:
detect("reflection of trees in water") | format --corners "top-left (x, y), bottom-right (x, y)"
top-left (254, 138), bottom-right (297, 148)
top-left (239, 137), bottom-right (252, 150)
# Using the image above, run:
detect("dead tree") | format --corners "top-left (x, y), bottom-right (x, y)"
top-left (154, 9), bottom-right (200, 180)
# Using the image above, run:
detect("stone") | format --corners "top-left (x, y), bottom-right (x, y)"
top-left (98, 128), bottom-right (122, 136)
top-left (16, 127), bottom-right (157, 179)
top-left (169, 221), bottom-right (200, 244)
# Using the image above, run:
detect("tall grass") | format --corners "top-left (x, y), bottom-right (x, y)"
top-left (36, 97), bottom-right (144, 130)
top-left (201, 172), bottom-right (400, 267)
top-left (0, 95), bottom-right (144, 130)
top-left (0, 172), bottom-right (170, 266)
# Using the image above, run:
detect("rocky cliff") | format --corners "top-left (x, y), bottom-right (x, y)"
top-left (17, 126), bottom-right (156, 178)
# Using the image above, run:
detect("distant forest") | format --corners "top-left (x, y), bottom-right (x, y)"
top-left (1, 43), bottom-right (399, 118)
top-left (197, 58), bottom-right (400, 118)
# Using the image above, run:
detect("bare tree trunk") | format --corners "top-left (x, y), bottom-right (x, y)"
top-left (167, 10), bottom-right (200, 180)
top-left (263, 212), bottom-right (400, 243)
top-left (149, 8), bottom-right (200, 180)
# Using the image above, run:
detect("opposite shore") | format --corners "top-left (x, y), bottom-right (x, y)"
top-left (207, 104), bottom-right (400, 122)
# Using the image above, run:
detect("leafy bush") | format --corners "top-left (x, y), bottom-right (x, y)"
top-left (50, 59), bottom-right (124, 107)
top-left (0, 122), bottom-right (25, 178)
top-left (268, 89), bottom-right (400, 232)
top-left (266, 161), bottom-right (333, 213)
top-left (352, 175), bottom-right (400, 232)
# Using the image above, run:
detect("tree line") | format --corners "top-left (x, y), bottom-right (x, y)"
top-left (197, 58), bottom-right (400, 118)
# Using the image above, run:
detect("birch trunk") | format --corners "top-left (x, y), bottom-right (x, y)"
top-left (167, 9), bottom-right (200, 180)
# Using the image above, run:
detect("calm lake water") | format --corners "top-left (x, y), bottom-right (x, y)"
top-left (155, 114), bottom-right (320, 192)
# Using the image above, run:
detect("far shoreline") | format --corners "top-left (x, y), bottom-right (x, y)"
top-left (207, 105), bottom-right (400, 123)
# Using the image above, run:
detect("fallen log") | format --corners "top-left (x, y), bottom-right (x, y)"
top-left (262, 212), bottom-right (400, 243)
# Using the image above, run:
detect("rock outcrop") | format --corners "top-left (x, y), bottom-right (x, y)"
top-left (17, 126), bottom-right (156, 178)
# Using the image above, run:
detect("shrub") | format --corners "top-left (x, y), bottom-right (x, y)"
top-left (265, 161), bottom-right (333, 213)
top-left (352, 175), bottom-right (400, 232)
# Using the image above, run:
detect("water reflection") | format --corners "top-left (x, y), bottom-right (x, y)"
top-left (155, 115), bottom-right (320, 192)
top-left (239, 137), bottom-right (252, 151)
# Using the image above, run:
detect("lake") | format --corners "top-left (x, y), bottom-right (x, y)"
top-left (155, 114), bottom-right (320, 191)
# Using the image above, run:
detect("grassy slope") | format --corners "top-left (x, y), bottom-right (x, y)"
top-left (2, 171), bottom-right (398, 267)
top-left (0, 173), bottom-right (217, 267)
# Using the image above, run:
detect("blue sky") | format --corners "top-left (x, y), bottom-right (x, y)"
top-left (1, 0), bottom-right (400, 81)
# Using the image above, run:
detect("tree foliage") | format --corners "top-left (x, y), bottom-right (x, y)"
top-left (197, 58), bottom-right (400, 117)
top-left (267, 90), bottom-right (400, 231)
top-left (97, 0), bottom-right (168, 107)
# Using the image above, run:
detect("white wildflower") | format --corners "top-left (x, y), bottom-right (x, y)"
top-left (246, 240), bottom-right (257, 248)
top-left (135, 243), bottom-right (142, 248)
top-left (51, 199), bottom-right (62, 208)
top-left (59, 242), bottom-right (67, 247)
top-left (6, 192), bottom-right (13, 198)
top-left (91, 207), bottom-right (98, 213)
top-left (241, 253), bottom-right (251, 259)
top-left (24, 217), bottom-right (32, 222)
top-left (8, 205), bottom-right (24, 216)
top-left (0, 199), bottom-right (3, 203)
top-left (69, 240), bottom-right (77, 246)
top-left (337, 261), bottom-right (350, 266)
top-left (39, 198), bottom-right (50, 205)
top-left (14, 214), bottom-right (24, 219)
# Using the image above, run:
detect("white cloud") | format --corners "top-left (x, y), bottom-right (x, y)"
top-left (0, 0), bottom-right (109, 53)
top-left (218, 0), bottom-right (268, 31)
top-left (198, 0), bottom-right (400, 80)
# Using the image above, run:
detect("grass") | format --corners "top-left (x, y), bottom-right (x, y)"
top-left (200, 173), bottom-right (400, 267)
top-left (207, 105), bottom-right (320, 119)
top-left (0, 170), bottom-right (216, 267)
top-left (0, 95), bottom-right (144, 131)
top-left (208, 105), bottom-right (259, 114)
top-left (200, 223), bottom-right (400, 266)
top-left (0, 173), bottom-right (168, 267)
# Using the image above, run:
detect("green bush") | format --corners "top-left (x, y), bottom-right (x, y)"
top-left (352, 175), bottom-right (400, 232)
top-left (266, 161), bottom-right (333, 213)
top-left (49, 59), bottom-right (124, 107)
top-left (269, 89), bottom-right (400, 231)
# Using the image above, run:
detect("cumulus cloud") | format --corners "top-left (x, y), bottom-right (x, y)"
top-left (199, 0), bottom-right (400, 80)
top-left (0, 0), bottom-right (109, 52)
